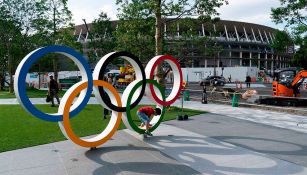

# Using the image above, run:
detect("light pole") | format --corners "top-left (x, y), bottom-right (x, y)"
top-left (213, 42), bottom-right (217, 76)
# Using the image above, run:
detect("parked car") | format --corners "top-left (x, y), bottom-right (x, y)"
top-left (200, 76), bottom-right (226, 86)
top-left (105, 70), bottom-right (120, 77)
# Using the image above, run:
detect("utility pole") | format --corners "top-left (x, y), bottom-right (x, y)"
top-left (213, 42), bottom-right (217, 76)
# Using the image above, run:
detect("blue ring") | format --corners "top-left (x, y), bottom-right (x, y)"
top-left (17, 45), bottom-right (93, 122)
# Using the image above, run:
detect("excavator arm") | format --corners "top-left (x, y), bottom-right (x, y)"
top-left (291, 70), bottom-right (307, 87)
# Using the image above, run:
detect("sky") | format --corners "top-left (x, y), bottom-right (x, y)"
top-left (68, 0), bottom-right (285, 29)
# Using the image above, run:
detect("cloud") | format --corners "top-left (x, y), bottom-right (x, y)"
top-left (68, 0), bottom-right (285, 28)
top-left (218, 0), bottom-right (284, 28)
top-left (101, 5), bottom-right (117, 20)
top-left (68, 0), bottom-right (118, 25)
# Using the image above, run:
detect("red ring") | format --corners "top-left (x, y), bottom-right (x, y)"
top-left (149, 55), bottom-right (183, 106)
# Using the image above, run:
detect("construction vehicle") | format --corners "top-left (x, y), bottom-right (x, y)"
top-left (117, 64), bottom-right (135, 86)
top-left (259, 68), bottom-right (307, 106)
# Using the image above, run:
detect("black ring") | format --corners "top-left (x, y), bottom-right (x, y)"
top-left (97, 51), bottom-right (146, 112)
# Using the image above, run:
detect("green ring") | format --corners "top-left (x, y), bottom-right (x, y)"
top-left (126, 79), bottom-right (166, 134)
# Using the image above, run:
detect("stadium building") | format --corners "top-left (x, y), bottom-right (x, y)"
top-left (73, 19), bottom-right (293, 72)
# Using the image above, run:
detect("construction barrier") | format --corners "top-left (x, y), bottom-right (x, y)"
top-left (183, 90), bottom-right (190, 101)
top-left (232, 92), bottom-right (239, 107)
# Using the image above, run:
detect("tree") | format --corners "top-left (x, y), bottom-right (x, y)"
top-left (115, 18), bottom-right (156, 63)
top-left (164, 17), bottom-right (223, 75)
top-left (292, 41), bottom-right (307, 70)
top-left (116, 0), bottom-right (228, 86)
top-left (271, 0), bottom-right (307, 36)
top-left (0, 0), bottom-right (41, 92)
top-left (271, 30), bottom-right (293, 52)
top-left (271, 0), bottom-right (306, 69)
top-left (88, 12), bottom-right (116, 63)
top-left (37, 0), bottom-right (73, 81)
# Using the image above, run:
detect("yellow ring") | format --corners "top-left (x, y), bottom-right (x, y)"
top-left (62, 80), bottom-right (122, 147)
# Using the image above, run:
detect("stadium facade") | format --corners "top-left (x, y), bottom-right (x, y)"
top-left (73, 19), bottom-right (293, 71)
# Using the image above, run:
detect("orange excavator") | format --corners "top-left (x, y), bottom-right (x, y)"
top-left (273, 69), bottom-right (307, 97)
top-left (260, 68), bottom-right (307, 106)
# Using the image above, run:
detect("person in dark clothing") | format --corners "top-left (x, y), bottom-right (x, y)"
top-left (228, 75), bottom-right (232, 83)
top-left (245, 75), bottom-right (251, 88)
top-left (102, 77), bottom-right (111, 119)
top-left (48, 75), bottom-right (60, 107)
top-left (103, 93), bottom-right (109, 119)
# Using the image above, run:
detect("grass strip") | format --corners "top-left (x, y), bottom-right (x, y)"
top-left (0, 104), bottom-right (205, 152)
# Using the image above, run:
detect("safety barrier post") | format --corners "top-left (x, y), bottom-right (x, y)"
top-left (183, 90), bottom-right (190, 101)
top-left (232, 92), bottom-right (239, 107)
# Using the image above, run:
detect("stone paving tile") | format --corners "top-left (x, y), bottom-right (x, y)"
top-left (166, 112), bottom-right (307, 168)
top-left (124, 124), bottom-right (307, 175)
top-left (10, 164), bottom-right (67, 175)
top-left (0, 152), bottom-right (12, 174)
top-left (0, 129), bottom-right (200, 175)
top-left (176, 102), bottom-right (307, 134)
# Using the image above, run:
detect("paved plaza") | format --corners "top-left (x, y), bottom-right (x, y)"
top-left (1, 98), bottom-right (307, 174)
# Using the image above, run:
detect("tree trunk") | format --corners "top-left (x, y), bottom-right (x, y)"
top-left (6, 41), bottom-right (13, 93)
top-left (154, 0), bottom-right (166, 88)
top-left (53, 7), bottom-right (58, 81)
top-left (213, 43), bottom-right (218, 76)
top-left (38, 64), bottom-right (41, 89)
top-left (53, 58), bottom-right (58, 81)
top-left (155, 0), bottom-right (162, 56)
top-left (8, 55), bottom-right (13, 93)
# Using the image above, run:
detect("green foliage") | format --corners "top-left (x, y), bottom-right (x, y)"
top-left (87, 12), bottom-right (116, 63)
top-left (36, 0), bottom-right (73, 41)
top-left (0, 0), bottom-right (78, 88)
top-left (271, 0), bottom-right (306, 30)
top-left (164, 17), bottom-right (223, 67)
top-left (115, 1), bottom-right (157, 61)
top-left (271, 30), bottom-right (293, 52)
top-left (117, 0), bottom-right (228, 19)
top-left (271, 0), bottom-right (306, 46)
top-left (116, 0), bottom-right (228, 60)
top-left (271, 1), bottom-right (306, 69)
top-left (292, 38), bottom-right (307, 69)
top-left (115, 18), bottom-right (156, 62)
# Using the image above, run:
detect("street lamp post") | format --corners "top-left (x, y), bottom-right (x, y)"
top-left (213, 42), bottom-right (217, 76)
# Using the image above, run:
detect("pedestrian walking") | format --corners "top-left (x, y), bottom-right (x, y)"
top-left (228, 75), bottom-right (232, 83)
top-left (48, 75), bottom-right (60, 107)
top-left (245, 75), bottom-right (251, 88)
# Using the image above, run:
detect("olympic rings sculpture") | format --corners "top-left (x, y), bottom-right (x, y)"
top-left (14, 45), bottom-right (183, 148)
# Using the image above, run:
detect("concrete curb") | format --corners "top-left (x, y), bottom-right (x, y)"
top-left (210, 99), bottom-right (307, 116)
